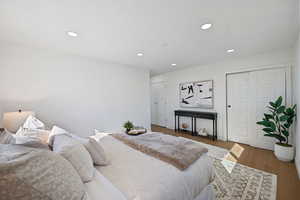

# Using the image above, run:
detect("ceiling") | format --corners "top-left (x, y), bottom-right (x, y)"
top-left (0, 0), bottom-right (298, 75)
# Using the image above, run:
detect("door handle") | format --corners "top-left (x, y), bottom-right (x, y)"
top-left (228, 105), bottom-right (231, 108)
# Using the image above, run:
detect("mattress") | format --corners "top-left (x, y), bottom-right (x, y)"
top-left (95, 135), bottom-right (215, 200)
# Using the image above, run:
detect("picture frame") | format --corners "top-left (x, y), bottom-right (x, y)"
top-left (179, 80), bottom-right (214, 108)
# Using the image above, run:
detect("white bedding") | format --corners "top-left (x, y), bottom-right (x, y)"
top-left (85, 169), bottom-right (127, 200)
top-left (94, 135), bottom-right (215, 200)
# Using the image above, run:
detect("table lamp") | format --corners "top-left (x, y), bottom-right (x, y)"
top-left (2, 110), bottom-right (35, 133)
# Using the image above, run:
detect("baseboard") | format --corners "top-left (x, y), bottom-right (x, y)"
top-left (296, 157), bottom-right (300, 179)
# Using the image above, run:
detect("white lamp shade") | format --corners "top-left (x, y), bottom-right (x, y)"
top-left (3, 111), bottom-right (35, 133)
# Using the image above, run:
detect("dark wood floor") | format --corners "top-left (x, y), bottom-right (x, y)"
top-left (151, 125), bottom-right (300, 200)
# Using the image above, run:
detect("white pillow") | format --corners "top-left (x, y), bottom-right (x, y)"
top-left (0, 129), bottom-right (49, 149)
top-left (22, 115), bottom-right (45, 129)
top-left (83, 138), bottom-right (109, 166)
top-left (52, 133), bottom-right (79, 152)
top-left (14, 136), bottom-right (50, 150)
top-left (70, 134), bottom-right (109, 166)
top-left (51, 126), bottom-right (109, 166)
top-left (48, 125), bottom-right (69, 146)
top-left (16, 115), bottom-right (49, 144)
top-left (16, 129), bottom-right (50, 144)
top-left (53, 134), bottom-right (95, 183)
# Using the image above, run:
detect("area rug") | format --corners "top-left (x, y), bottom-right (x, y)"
top-left (186, 138), bottom-right (277, 200)
top-left (212, 158), bottom-right (277, 200)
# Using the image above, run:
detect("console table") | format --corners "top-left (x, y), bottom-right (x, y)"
top-left (174, 110), bottom-right (218, 140)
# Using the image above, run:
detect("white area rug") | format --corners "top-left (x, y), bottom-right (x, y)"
top-left (183, 138), bottom-right (277, 200)
top-left (212, 158), bottom-right (277, 200)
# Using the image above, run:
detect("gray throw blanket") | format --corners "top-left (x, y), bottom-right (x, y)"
top-left (112, 132), bottom-right (208, 170)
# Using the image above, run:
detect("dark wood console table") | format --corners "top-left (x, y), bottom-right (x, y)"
top-left (174, 110), bottom-right (218, 140)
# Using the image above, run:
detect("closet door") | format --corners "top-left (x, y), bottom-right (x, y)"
top-left (250, 68), bottom-right (286, 150)
top-left (227, 72), bottom-right (251, 144)
top-left (227, 68), bottom-right (287, 150)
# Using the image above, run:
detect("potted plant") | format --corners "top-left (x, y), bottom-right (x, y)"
top-left (257, 96), bottom-right (296, 162)
top-left (123, 121), bottom-right (134, 133)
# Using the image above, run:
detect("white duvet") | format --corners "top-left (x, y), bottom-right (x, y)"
top-left (94, 135), bottom-right (214, 200)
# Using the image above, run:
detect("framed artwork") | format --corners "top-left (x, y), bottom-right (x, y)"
top-left (179, 80), bottom-right (213, 108)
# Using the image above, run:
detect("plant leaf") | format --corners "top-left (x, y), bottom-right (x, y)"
top-left (279, 115), bottom-right (288, 121)
top-left (277, 106), bottom-right (285, 114)
top-left (285, 107), bottom-right (293, 115)
top-left (264, 114), bottom-right (273, 120)
top-left (269, 102), bottom-right (277, 108)
top-left (267, 106), bottom-right (276, 111)
top-left (275, 96), bottom-right (283, 107)
top-left (269, 122), bottom-right (276, 131)
top-left (262, 128), bottom-right (274, 133)
top-left (257, 120), bottom-right (274, 128)
top-left (282, 130), bottom-right (289, 137)
top-left (283, 123), bottom-right (291, 128)
top-left (264, 134), bottom-right (286, 142)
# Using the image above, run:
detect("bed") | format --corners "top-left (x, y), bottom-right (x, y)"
top-left (89, 133), bottom-right (215, 200)
top-left (1, 111), bottom-right (215, 200)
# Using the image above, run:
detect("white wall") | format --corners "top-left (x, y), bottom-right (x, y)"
top-left (294, 35), bottom-right (300, 178)
top-left (0, 43), bottom-right (151, 136)
top-left (293, 2), bottom-right (300, 178)
top-left (151, 49), bottom-right (293, 141)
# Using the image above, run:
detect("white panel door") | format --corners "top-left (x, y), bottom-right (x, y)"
top-left (250, 68), bottom-right (286, 150)
top-left (227, 72), bottom-right (251, 144)
top-left (151, 82), bottom-right (167, 127)
top-left (227, 68), bottom-right (287, 150)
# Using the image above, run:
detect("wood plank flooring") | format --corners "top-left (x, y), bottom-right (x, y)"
top-left (151, 125), bottom-right (300, 200)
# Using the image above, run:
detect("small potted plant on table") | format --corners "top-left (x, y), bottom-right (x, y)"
top-left (257, 96), bottom-right (296, 162)
top-left (123, 121), bottom-right (134, 133)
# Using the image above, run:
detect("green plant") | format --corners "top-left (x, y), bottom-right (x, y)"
top-left (256, 96), bottom-right (296, 145)
top-left (123, 121), bottom-right (134, 131)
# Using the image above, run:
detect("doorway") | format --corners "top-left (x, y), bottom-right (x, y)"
top-left (151, 81), bottom-right (167, 127)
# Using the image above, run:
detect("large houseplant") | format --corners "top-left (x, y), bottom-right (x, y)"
top-left (257, 96), bottom-right (296, 161)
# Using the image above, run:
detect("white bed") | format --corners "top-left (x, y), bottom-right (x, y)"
top-left (89, 134), bottom-right (215, 200)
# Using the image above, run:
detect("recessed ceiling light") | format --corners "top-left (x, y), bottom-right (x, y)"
top-left (227, 49), bottom-right (235, 53)
top-left (171, 63), bottom-right (177, 67)
top-left (137, 53), bottom-right (143, 57)
top-left (66, 31), bottom-right (78, 37)
top-left (201, 23), bottom-right (212, 30)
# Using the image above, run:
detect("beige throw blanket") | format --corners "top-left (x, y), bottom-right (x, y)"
top-left (112, 132), bottom-right (208, 170)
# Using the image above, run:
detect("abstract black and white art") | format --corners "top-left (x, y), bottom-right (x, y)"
top-left (179, 80), bottom-right (213, 108)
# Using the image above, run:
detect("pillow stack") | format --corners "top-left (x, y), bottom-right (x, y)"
top-left (0, 115), bottom-right (115, 199)
top-left (50, 126), bottom-right (109, 183)
top-left (0, 144), bottom-right (88, 200)
top-left (50, 126), bottom-right (109, 166)
top-left (52, 134), bottom-right (95, 183)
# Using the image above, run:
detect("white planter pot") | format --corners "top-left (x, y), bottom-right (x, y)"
top-left (274, 143), bottom-right (294, 162)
